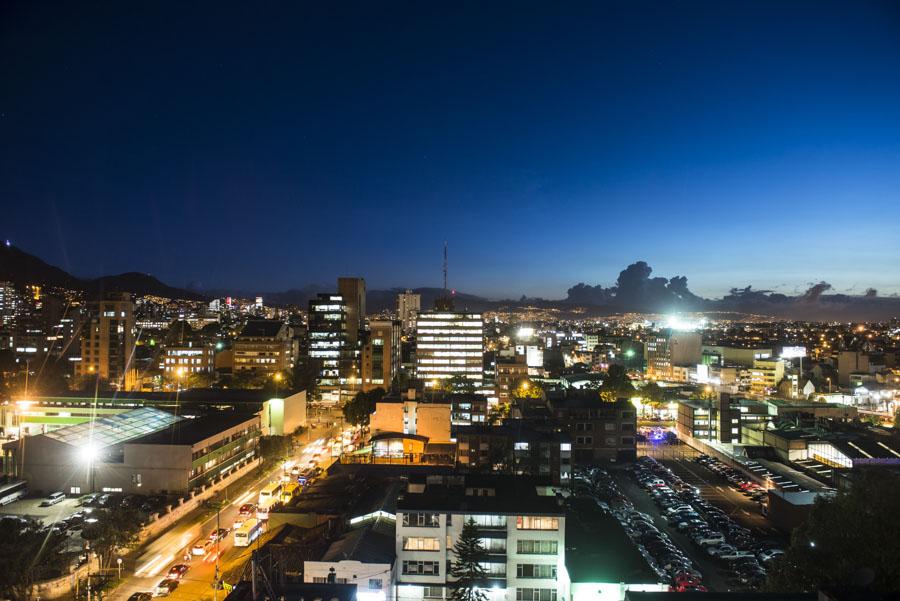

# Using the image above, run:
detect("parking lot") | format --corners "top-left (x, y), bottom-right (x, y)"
top-left (0, 494), bottom-right (82, 525)
top-left (617, 456), bottom-right (787, 591)
top-left (639, 443), bottom-right (782, 536)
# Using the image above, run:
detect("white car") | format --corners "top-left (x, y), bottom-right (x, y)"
top-left (758, 549), bottom-right (784, 562)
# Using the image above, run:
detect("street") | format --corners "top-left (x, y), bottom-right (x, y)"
top-left (108, 418), bottom-right (348, 601)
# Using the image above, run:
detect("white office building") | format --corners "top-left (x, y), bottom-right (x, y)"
top-left (416, 311), bottom-right (484, 389)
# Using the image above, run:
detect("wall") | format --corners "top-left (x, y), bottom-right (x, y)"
top-left (415, 405), bottom-right (451, 442)
top-left (371, 403), bottom-right (404, 435)
top-left (304, 559), bottom-right (393, 601)
top-left (139, 456), bottom-right (261, 540)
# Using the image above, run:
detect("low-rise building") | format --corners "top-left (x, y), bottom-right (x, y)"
top-left (5, 407), bottom-right (260, 495)
top-left (233, 319), bottom-right (293, 376)
top-left (455, 423), bottom-right (571, 484)
top-left (395, 474), bottom-right (566, 601)
top-left (547, 394), bottom-right (637, 465)
top-left (370, 399), bottom-right (451, 443)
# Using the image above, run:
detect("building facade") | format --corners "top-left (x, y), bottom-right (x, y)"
top-left (395, 475), bottom-right (566, 601)
top-left (338, 277), bottom-right (367, 347)
top-left (548, 395), bottom-right (637, 465)
top-left (397, 291), bottom-right (421, 335)
top-left (645, 329), bottom-right (701, 380)
top-left (75, 293), bottom-right (135, 389)
top-left (362, 320), bottom-right (401, 392)
top-left (233, 319), bottom-right (293, 375)
top-left (308, 294), bottom-right (357, 402)
top-left (416, 311), bottom-right (484, 390)
top-left (163, 341), bottom-right (215, 380)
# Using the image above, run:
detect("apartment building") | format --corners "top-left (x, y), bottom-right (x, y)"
top-left (749, 357), bottom-right (785, 396)
top-left (362, 320), bottom-right (401, 392)
top-left (233, 319), bottom-right (293, 376)
top-left (547, 394), bottom-right (637, 465)
top-left (75, 293), bottom-right (135, 389)
top-left (395, 475), bottom-right (566, 601)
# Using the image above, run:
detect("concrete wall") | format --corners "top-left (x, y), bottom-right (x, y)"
top-left (283, 390), bottom-right (308, 434)
top-left (19, 435), bottom-right (91, 495)
top-left (371, 403), bottom-right (404, 435)
top-left (415, 405), bottom-right (450, 442)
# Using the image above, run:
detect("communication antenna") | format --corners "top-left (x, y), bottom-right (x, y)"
top-left (443, 241), bottom-right (448, 293)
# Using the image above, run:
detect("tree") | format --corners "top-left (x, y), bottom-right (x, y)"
top-left (602, 364), bottom-right (634, 398)
top-left (450, 518), bottom-right (488, 601)
top-left (343, 388), bottom-right (386, 427)
top-left (81, 506), bottom-right (143, 573)
top-left (258, 434), bottom-right (293, 469)
top-left (642, 381), bottom-right (665, 405)
top-left (511, 378), bottom-right (543, 400)
top-left (0, 519), bottom-right (68, 601)
top-left (766, 468), bottom-right (900, 593)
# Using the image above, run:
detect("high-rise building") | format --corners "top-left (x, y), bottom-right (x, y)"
top-left (645, 329), bottom-right (702, 380)
top-left (0, 282), bottom-right (18, 327)
top-left (415, 310), bottom-right (484, 390)
top-left (307, 294), bottom-right (356, 403)
top-left (361, 319), bottom-right (401, 391)
top-left (337, 277), bottom-right (366, 346)
top-left (396, 290), bottom-right (421, 334)
top-left (75, 293), bottom-right (135, 389)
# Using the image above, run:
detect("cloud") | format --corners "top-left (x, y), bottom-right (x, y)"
top-left (801, 281), bottom-right (833, 303)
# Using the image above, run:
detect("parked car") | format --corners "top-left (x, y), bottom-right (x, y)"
top-left (127, 593), bottom-right (153, 601)
top-left (40, 492), bottom-right (66, 507)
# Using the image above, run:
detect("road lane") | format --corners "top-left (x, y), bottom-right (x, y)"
top-left (110, 422), bottom-right (347, 601)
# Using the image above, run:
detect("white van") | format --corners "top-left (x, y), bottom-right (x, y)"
top-left (41, 492), bottom-right (66, 507)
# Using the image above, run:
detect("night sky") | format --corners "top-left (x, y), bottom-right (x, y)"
top-left (2, 1), bottom-right (899, 299)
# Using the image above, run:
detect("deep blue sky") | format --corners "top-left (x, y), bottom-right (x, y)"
top-left (2, 1), bottom-right (899, 299)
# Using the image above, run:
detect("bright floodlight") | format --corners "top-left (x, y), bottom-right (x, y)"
top-left (516, 326), bottom-right (535, 339)
top-left (78, 444), bottom-right (99, 463)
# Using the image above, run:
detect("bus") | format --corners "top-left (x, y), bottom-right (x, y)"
top-left (257, 482), bottom-right (282, 520)
top-left (233, 518), bottom-right (262, 547)
top-left (258, 482), bottom-right (282, 508)
top-left (280, 482), bottom-right (299, 504)
top-left (0, 480), bottom-right (27, 506)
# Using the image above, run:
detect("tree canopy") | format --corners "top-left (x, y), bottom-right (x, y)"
top-left (343, 388), bottom-right (386, 426)
top-left (81, 506), bottom-right (143, 573)
top-left (766, 468), bottom-right (900, 593)
top-left (602, 364), bottom-right (634, 398)
top-left (0, 519), bottom-right (68, 601)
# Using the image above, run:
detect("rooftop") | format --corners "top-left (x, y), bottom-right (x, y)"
top-left (320, 521), bottom-right (396, 564)
top-left (128, 410), bottom-right (259, 446)
top-left (397, 474), bottom-right (563, 515)
top-left (44, 407), bottom-right (182, 450)
top-left (565, 496), bottom-right (660, 585)
top-left (238, 319), bottom-right (286, 338)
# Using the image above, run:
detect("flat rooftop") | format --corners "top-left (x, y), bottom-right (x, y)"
top-left (397, 474), bottom-right (562, 515)
top-left (127, 411), bottom-right (258, 446)
top-left (566, 496), bottom-right (660, 585)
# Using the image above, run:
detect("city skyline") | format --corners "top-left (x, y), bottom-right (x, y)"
top-left (3, 1), bottom-right (900, 298)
